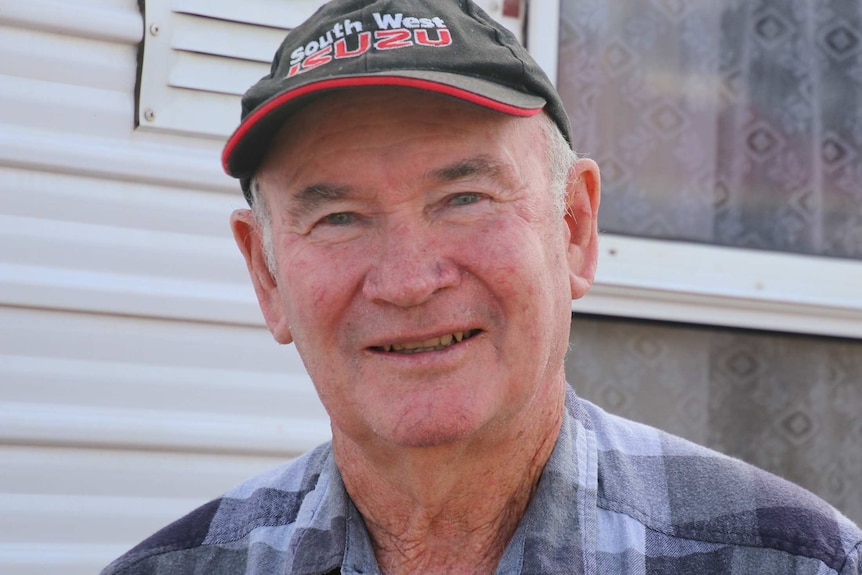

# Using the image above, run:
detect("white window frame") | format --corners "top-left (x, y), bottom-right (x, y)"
top-left (528, 2), bottom-right (862, 340)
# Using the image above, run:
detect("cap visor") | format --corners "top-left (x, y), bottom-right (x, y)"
top-left (222, 71), bottom-right (546, 178)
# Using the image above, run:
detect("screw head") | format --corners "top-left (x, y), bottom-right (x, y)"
top-left (149, 23), bottom-right (160, 36)
top-left (143, 108), bottom-right (156, 122)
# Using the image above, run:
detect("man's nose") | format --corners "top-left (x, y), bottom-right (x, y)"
top-left (362, 221), bottom-right (460, 307)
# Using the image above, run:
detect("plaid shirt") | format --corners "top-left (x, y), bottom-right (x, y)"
top-left (103, 387), bottom-right (862, 574)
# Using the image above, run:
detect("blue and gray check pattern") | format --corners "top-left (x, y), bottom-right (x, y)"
top-left (103, 387), bottom-right (862, 574)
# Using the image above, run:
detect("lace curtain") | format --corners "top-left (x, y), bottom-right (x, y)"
top-left (557, 0), bottom-right (862, 258)
top-left (557, 0), bottom-right (862, 526)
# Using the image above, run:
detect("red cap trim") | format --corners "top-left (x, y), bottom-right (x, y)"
top-left (222, 76), bottom-right (543, 175)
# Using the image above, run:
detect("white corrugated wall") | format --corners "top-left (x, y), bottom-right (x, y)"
top-left (0, 1), bottom-right (330, 573)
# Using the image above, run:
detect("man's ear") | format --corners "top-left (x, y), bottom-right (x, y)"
top-left (563, 158), bottom-right (601, 300)
top-left (230, 209), bottom-right (293, 344)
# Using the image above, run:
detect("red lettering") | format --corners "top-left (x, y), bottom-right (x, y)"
top-left (302, 46), bottom-right (333, 72)
top-left (374, 29), bottom-right (413, 50)
top-left (287, 62), bottom-right (303, 78)
top-left (414, 28), bottom-right (452, 47)
top-left (334, 32), bottom-right (372, 59)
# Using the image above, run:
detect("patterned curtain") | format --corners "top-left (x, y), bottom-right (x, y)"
top-left (556, 0), bottom-right (862, 526)
top-left (565, 317), bottom-right (862, 527)
top-left (557, 0), bottom-right (862, 257)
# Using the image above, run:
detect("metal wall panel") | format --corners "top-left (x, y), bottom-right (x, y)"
top-left (0, 446), bottom-right (288, 574)
top-left (0, 1), bottom-right (329, 572)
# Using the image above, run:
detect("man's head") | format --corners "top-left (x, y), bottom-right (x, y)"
top-left (231, 88), bottom-right (600, 450)
top-left (224, 0), bottom-right (601, 451)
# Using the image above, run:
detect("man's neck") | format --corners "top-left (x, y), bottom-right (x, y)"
top-left (332, 384), bottom-right (566, 575)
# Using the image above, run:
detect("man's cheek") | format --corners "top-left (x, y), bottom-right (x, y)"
top-left (311, 283), bottom-right (331, 308)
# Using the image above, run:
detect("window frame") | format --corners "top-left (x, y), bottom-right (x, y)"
top-left (528, 1), bottom-right (862, 340)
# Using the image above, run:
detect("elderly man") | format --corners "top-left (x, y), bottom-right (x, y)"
top-left (104, 1), bottom-right (861, 574)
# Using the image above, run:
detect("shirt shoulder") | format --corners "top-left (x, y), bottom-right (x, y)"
top-left (100, 443), bottom-right (335, 575)
top-left (580, 399), bottom-right (862, 573)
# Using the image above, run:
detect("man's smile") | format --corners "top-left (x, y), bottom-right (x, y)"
top-left (373, 329), bottom-right (482, 354)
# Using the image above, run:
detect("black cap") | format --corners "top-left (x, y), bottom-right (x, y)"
top-left (221, 0), bottom-right (573, 204)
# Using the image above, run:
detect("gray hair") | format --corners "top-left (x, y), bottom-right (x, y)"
top-left (249, 113), bottom-right (578, 274)
top-left (249, 177), bottom-right (277, 274)
top-left (537, 113), bottom-right (579, 216)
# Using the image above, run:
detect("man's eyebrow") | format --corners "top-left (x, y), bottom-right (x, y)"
top-left (287, 183), bottom-right (353, 223)
top-left (429, 156), bottom-right (510, 184)
top-left (284, 158), bottom-right (511, 223)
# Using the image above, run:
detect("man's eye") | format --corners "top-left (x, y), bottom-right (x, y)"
top-left (449, 193), bottom-right (480, 206)
top-left (322, 212), bottom-right (356, 225)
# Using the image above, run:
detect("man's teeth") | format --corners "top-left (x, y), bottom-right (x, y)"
top-left (383, 332), bottom-right (468, 354)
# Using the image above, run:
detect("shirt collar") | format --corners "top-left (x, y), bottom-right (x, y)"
top-left (516, 387), bottom-right (598, 573)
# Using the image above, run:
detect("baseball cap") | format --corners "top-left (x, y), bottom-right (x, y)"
top-left (221, 0), bottom-right (573, 204)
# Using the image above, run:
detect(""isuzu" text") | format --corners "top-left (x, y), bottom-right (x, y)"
top-left (287, 12), bottom-right (451, 78)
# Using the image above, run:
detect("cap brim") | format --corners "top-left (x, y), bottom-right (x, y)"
top-left (221, 71), bottom-right (547, 180)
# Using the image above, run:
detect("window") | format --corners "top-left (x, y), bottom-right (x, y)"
top-left (528, 0), bottom-right (862, 339)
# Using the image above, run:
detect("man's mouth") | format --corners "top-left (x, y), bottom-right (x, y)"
top-left (373, 329), bottom-right (481, 354)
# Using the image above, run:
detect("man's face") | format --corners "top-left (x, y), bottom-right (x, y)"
top-left (233, 88), bottom-right (599, 450)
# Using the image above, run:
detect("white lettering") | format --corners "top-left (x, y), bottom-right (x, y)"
top-left (344, 18), bottom-right (363, 35)
top-left (304, 40), bottom-right (320, 57)
top-left (290, 46), bottom-right (306, 65)
top-left (373, 12), bottom-right (404, 29)
top-left (318, 31), bottom-right (334, 49)
top-left (290, 12), bottom-right (447, 70)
